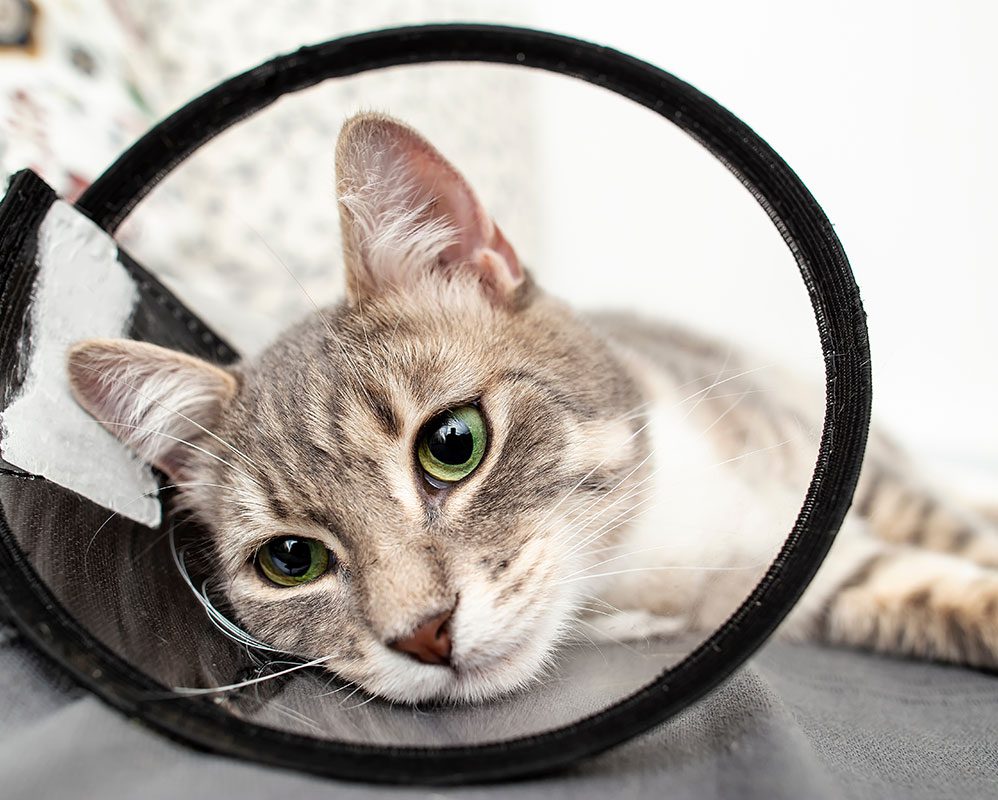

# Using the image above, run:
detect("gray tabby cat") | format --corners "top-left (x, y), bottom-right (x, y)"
top-left (66, 113), bottom-right (998, 704)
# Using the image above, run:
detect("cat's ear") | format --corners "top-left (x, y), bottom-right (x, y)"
top-left (66, 339), bottom-right (237, 480)
top-left (334, 112), bottom-right (524, 303)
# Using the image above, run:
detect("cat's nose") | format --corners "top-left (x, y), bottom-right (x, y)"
top-left (389, 609), bottom-right (453, 666)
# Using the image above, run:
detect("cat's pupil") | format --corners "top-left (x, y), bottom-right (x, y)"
top-left (428, 414), bottom-right (474, 465)
top-left (267, 538), bottom-right (313, 577)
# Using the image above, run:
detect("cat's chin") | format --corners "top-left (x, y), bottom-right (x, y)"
top-left (358, 635), bottom-right (556, 706)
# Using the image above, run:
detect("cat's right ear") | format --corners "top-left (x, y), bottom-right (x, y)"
top-left (334, 113), bottom-right (524, 305)
top-left (66, 339), bottom-right (237, 480)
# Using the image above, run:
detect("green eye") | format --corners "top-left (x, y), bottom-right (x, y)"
top-left (256, 537), bottom-right (331, 587)
top-left (417, 405), bottom-right (487, 484)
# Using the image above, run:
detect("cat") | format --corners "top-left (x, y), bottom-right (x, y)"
top-left (65, 113), bottom-right (998, 704)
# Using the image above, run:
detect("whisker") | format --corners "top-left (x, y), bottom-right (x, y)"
top-left (168, 654), bottom-right (337, 696)
top-left (574, 617), bottom-right (650, 656)
top-left (557, 444), bottom-right (659, 543)
top-left (685, 348), bottom-right (733, 412)
top-left (702, 388), bottom-right (766, 402)
top-left (576, 605), bottom-right (615, 618)
top-left (560, 476), bottom-right (660, 549)
top-left (673, 362), bottom-right (762, 392)
top-left (676, 363), bottom-right (773, 419)
top-left (556, 560), bottom-right (771, 587)
top-left (341, 691), bottom-right (380, 711)
top-left (561, 431), bottom-right (794, 554)
top-left (698, 388), bottom-right (753, 436)
top-left (576, 594), bottom-right (627, 615)
top-left (565, 438), bottom-right (797, 561)
top-left (550, 363), bottom-right (775, 547)
top-left (536, 419), bottom-right (655, 531)
top-left (83, 480), bottom-right (238, 560)
top-left (338, 682), bottom-right (367, 707)
top-left (71, 361), bottom-right (262, 473)
top-left (563, 540), bottom-right (709, 582)
top-left (315, 680), bottom-right (359, 699)
top-left (711, 439), bottom-right (794, 470)
top-left (244, 221), bottom-right (334, 337)
top-left (606, 399), bottom-right (654, 424)
top-left (96, 421), bottom-right (257, 483)
top-left (563, 496), bottom-right (662, 560)
top-left (557, 454), bottom-right (661, 549)
top-left (169, 525), bottom-right (281, 655)
top-left (561, 621), bottom-right (611, 667)
top-left (584, 521), bottom-right (744, 555)
top-left (269, 702), bottom-right (326, 735)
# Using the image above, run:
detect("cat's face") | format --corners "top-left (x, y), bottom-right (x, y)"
top-left (67, 114), bottom-right (648, 703)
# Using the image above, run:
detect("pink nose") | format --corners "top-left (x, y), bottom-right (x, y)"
top-left (389, 610), bottom-right (453, 666)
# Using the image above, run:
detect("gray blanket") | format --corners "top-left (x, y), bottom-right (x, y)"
top-left (1, 622), bottom-right (995, 799)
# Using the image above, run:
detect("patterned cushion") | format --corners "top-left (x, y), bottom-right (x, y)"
top-left (1, 0), bottom-right (539, 353)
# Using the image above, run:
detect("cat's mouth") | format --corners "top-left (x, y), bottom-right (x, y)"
top-left (389, 595), bottom-right (575, 704)
top-left (367, 631), bottom-right (555, 705)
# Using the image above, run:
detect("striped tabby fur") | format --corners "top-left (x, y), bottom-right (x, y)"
top-left (590, 313), bottom-right (998, 671)
top-left (65, 113), bottom-right (997, 703)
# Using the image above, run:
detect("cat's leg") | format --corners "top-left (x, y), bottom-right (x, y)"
top-left (786, 519), bottom-right (998, 670)
top-left (853, 463), bottom-right (998, 568)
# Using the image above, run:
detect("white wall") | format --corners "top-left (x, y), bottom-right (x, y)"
top-left (11, 1), bottom-right (990, 487)
top-left (524, 0), bottom-right (998, 488)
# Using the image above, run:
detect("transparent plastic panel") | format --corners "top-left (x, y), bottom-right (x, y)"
top-left (2, 64), bottom-right (823, 746)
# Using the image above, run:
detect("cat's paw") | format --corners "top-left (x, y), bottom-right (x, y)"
top-left (580, 609), bottom-right (687, 643)
top-left (822, 545), bottom-right (998, 670)
top-left (939, 576), bottom-right (998, 669)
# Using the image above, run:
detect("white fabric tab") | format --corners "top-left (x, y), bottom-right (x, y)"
top-left (0, 200), bottom-right (161, 527)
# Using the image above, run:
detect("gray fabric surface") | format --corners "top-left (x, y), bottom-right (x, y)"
top-left (0, 620), bottom-right (995, 800)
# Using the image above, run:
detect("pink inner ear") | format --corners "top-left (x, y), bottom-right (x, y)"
top-left (405, 146), bottom-right (524, 293)
top-left (336, 114), bottom-right (525, 298)
top-left (66, 339), bottom-right (236, 481)
top-left (407, 151), bottom-right (485, 262)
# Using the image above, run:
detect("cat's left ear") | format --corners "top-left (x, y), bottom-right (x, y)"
top-left (334, 113), bottom-right (524, 304)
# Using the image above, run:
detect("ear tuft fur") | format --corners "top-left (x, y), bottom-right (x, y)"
top-left (66, 339), bottom-right (236, 479)
top-left (335, 113), bottom-right (523, 303)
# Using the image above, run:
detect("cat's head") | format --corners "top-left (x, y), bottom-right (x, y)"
top-left (67, 113), bottom-right (649, 704)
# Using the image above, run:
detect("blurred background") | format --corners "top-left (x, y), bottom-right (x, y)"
top-left (2, 0), bottom-right (995, 497)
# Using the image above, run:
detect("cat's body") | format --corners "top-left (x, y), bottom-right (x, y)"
top-left (586, 313), bottom-right (998, 663)
top-left (66, 113), bottom-right (998, 704)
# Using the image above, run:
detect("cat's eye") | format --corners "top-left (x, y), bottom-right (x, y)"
top-left (417, 405), bottom-right (487, 484)
top-left (256, 537), bottom-right (331, 587)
